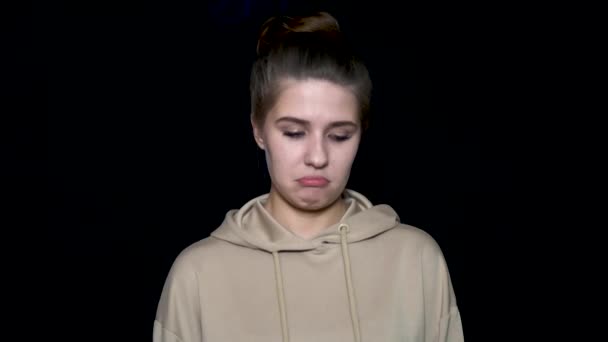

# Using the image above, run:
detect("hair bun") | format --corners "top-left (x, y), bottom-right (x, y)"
top-left (256, 11), bottom-right (342, 57)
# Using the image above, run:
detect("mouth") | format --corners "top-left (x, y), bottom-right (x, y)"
top-left (296, 176), bottom-right (329, 187)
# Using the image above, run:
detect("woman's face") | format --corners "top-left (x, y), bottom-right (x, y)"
top-left (253, 78), bottom-right (361, 211)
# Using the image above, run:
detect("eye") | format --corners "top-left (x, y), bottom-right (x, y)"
top-left (283, 131), bottom-right (304, 139)
top-left (330, 134), bottom-right (351, 142)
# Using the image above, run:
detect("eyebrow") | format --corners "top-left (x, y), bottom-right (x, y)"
top-left (274, 116), bottom-right (359, 129)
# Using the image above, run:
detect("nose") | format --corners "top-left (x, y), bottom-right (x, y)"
top-left (304, 134), bottom-right (328, 169)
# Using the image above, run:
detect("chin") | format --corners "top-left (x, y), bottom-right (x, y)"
top-left (290, 185), bottom-right (342, 211)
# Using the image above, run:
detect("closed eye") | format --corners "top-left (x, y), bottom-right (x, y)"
top-left (330, 134), bottom-right (351, 142)
top-left (283, 131), bottom-right (352, 142)
top-left (283, 131), bottom-right (304, 138)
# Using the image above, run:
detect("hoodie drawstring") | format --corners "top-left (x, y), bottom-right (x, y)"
top-left (272, 251), bottom-right (290, 342)
top-left (339, 223), bottom-right (362, 342)
top-left (271, 224), bottom-right (361, 342)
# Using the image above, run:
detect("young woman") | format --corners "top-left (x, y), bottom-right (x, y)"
top-left (153, 11), bottom-right (464, 342)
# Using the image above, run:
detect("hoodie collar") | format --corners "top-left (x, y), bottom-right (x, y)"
top-left (211, 189), bottom-right (400, 252)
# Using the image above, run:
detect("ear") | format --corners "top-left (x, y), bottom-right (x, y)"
top-left (251, 115), bottom-right (265, 150)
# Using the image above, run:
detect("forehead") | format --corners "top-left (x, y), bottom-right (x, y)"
top-left (269, 78), bottom-right (359, 124)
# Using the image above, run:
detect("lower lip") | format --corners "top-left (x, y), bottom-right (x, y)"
top-left (297, 178), bottom-right (329, 187)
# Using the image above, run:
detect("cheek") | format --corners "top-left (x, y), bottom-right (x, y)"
top-left (336, 154), bottom-right (356, 174)
top-left (331, 145), bottom-right (358, 173)
top-left (265, 139), bottom-right (299, 174)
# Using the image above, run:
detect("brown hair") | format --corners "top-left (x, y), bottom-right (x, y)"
top-left (250, 11), bottom-right (372, 130)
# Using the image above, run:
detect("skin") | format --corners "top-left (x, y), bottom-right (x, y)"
top-left (252, 78), bottom-right (362, 239)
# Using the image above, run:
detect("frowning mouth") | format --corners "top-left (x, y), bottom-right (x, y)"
top-left (296, 176), bottom-right (329, 187)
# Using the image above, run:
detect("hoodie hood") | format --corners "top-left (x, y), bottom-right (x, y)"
top-left (211, 188), bottom-right (400, 252)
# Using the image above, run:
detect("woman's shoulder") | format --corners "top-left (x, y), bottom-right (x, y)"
top-left (386, 222), bottom-right (437, 242)
top-left (166, 235), bottom-right (235, 273)
top-left (176, 236), bottom-right (218, 258)
top-left (381, 223), bottom-right (446, 256)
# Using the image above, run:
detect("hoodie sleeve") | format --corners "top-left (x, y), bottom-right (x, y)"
top-left (421, 237), bottom-right (464, 342)
top-left (153, 251), bottom-right (203, 342)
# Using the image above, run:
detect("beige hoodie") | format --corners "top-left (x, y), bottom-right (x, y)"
top-left (153, 189), bottom-right (464, 342)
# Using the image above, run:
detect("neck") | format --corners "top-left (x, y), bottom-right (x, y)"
top-left (264, 189), bottom-right (347, 240)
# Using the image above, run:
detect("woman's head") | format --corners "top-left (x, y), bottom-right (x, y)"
top-left (250, 11), bottom-right (372, 211)
top-left (250, 11), bottom-right (372, 129)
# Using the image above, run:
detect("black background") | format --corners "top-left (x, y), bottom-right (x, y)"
top-left (9, 0), bottom-right (527, 341)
